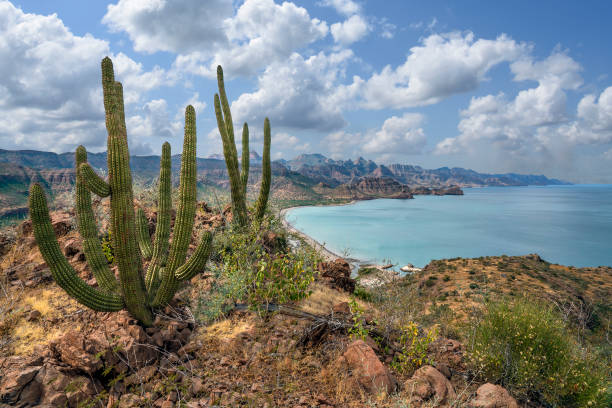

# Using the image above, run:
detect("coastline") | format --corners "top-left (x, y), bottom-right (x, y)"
top-left (279, 202), bottom-right (360, 263)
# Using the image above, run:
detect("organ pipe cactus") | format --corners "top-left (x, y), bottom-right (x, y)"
top-left (28, 57), bottom-right (212, 326)
top-left (214, 66), bottom-right (272, 227)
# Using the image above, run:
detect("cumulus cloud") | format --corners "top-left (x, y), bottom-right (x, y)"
top-left (231, 50), bottom-right (354, 132)
top-left (339, 32), bottom-right (528, 109)
top-left (130, 0), bottom-right (328, 79)
top-left (330, 15), bottom-right (370, 45)
top-left (363, 113), bottom-right (426, 155)
top-left (318, 0), bottom-right (361, 16)
top-left (322, 113), bottom-right (426, 161)
top-left (430, 52), bottom-right (612, 181)
top-left (127, 99), bottom-right (181, 149)
top-left (103, 0), bottom-right (232, 54)
top-left (0, 1), bottom-right (170, 153)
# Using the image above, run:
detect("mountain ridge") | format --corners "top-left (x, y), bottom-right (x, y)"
top-left (0, 149), bottom-right (569, 223)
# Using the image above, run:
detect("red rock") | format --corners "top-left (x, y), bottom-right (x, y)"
top-left (332, 301), bottom-right (351, 314)
top-left (469, 383), bottom-right (518, 408)
top-left (27, 309), bottom-right (42, 321)
top-left (317, 258), bottom-right (356, 292)
top-left (342, 340), bottom-right (398, 394)
top-left (405, 365), bottom-right (456, 405)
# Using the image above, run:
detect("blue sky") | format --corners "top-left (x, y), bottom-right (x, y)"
top-left (2, 1), bottom-right (612, 182)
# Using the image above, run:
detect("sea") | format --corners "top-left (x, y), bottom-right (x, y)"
top-left (285, 185), bottom-right (612, 268)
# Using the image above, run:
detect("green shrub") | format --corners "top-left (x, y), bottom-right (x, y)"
top-left (196, 217), bottom-right (319, 320)
top-left (391, 322), bottom-right (437, 373)
top-left (467, 298), bottom-right (611, 407)
top-left (348, 297), bottom-right (368, 340)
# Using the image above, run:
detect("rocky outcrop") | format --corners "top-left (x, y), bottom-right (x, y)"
top-left (0, 309), bottom-right (195, 407)
top-left (469, 383), bottom-right (518, 408)
top-left (331, 176), bottom-right (414, 200)
top-left (317, 258), bottom-right (356, 292)
top-left (405, 365), bottom-right (456, 406)
top-left (340, 340), bottom-right (398, 395)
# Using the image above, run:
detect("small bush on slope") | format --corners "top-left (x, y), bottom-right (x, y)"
top-left (195, 212), bottom-right (320, 322)
top-left (467, 297), bottom-right (611, 407)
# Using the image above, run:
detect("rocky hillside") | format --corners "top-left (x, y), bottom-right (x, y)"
top-left (0, 149), bottom-right (567, 224)
top-left (1, 204), bottom-right (609, 407)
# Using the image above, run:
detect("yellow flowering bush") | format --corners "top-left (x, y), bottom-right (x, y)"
top-left (391, 322), bottom-right (437, 373)
top-left (467, 298), bottom-right (611, 407)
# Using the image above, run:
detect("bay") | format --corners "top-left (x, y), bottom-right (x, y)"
top-left (285, 185), bottom-right (612, 268)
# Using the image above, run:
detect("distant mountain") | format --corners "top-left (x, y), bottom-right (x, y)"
top-left (285, 154), bottom-right (568, 188)
top-left (0, 149), bottom-right (569, 222)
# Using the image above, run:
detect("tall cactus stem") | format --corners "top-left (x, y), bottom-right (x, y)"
top-left (136, 208), bottom-right (152, 259)
top-left (241, 123), bottom-right (249, 197)
top-left (255, 118), bottom-right (271, 221)
top-left (145, 142), bottom-right (172, 292)
top-left (102, 57), bottom-right (152, 326)
top-left (152, 106), bottom-right (198, 306)
top-left (214, 67), bottom-right (249, 227)
top-left (29, 184), bottom-right (124, 311)
top-left (75, 146), bottom-right (120, 294)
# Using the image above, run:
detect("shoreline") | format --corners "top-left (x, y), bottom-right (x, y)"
top-left (279, 200), bottom-right (365, 269)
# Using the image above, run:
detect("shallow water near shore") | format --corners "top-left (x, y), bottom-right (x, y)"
top-left (285, 185), bottom-right (612, 268)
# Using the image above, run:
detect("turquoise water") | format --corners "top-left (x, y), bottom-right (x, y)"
top-left (285, 185), bottom-right (612, 268)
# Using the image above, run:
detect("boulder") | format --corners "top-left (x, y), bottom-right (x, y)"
top-left (332, 301), bottom-right (351, 315)
top-left (405, 365), bottom-right (456, 406)
top-left (342, 340), bottom-right (398, 394)
top-left (469, 383), bottom-right (518, 408)
top-left (317, 258), bottom-right (356, 292)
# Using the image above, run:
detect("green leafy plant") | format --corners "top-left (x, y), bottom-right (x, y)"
top-left (247, 252), bottom-right (315, 308)
top-left (467, 297), bottom-right (611, 407)
top-left (391, 322), bottom-right (437, 373)
top-left (348, 297), bottom-right (368, 340)
top-left (100, 231), bottom-right (114, 264)
top-left (196, 220), bottom-right (318, 321)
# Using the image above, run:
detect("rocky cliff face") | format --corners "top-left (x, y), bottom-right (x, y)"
top-left (330, 177), bottom-right (414, 200)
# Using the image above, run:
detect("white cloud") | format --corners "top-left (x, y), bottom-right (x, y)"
top-left (319, 0), bottom-right (361, 16)
top-left (0, 1), bottom-right (170, 153)
top-left (127, 99), bottom-right (181, 151)
top-left (322, 113), bottom-right (426, 161)
top-left (103, 0), bottom-right (232, 54)
top-left (434, 52), bottom-right (594, 164)
top-left (274, 132), bottom-right (310, 152)
top-left (363, 113), bottom-right (426, 155)
top-left (162, 0), bottom-right (328, 79)
top-left (331, 15), bottom-right (370, 45)
top-left (231, 50), bottom-right (354, 132)
top-left (577, 87), bottom-right (612, 133)
top-left (341, 32), bottom-right (528, 109)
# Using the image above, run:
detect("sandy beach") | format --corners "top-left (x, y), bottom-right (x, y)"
top-left (279, 206), bottom-right (344, 262)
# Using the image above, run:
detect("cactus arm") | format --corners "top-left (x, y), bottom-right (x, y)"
top-left (136, 208), bottom-right (152, 260)
top-left (145, 142), bottom-right (172, 292)
top-left (102, 57), bottom-right (152, 326)
top-left (175, 231), bottom-right (213, 282)
top-left (216, 66), bottom-right (235, 145)
top-left (29, 184), bottom-right (124, 311)
top-left (241, 123), bottom-right (249, 197)
top-left (75, 146), bottom-right (120, 294)
top-left (79, 163), bottom-right (110, 197)
top-left (152, 106), bottom-right (198, 306)
top-left (255, 118), bottom-right (271, 221)
top-left (214, 93), bottom-right (249, 227)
